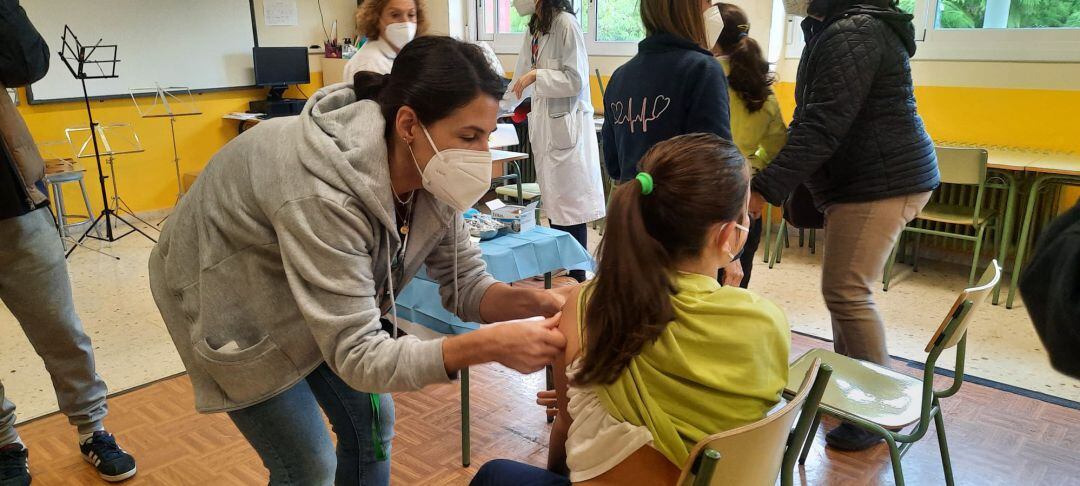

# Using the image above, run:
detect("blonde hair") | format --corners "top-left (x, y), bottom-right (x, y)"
top-left (355, 0), bottom-right (428, 41)
top-left (640, 0), bottom-right (709, 49)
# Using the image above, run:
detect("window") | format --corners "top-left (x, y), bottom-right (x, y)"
top-left (475, 0), bottom-right (644, 56)
top-left (782, 0), bottom-right (1080, 61)
top-left (595, 0), bottom-right (645, 42)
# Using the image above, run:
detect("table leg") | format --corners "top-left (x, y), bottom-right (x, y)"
top-left (544, 271), bottom-right (554, 422)
top-left (763, 205), bottom-right (772, 264)
top-left (461, 366), bottom-right (470, 467)
top-left (1007, 175), bottom-right (1047, 309)
top-left (992, 172), bottom-right (1018, 305)
top-left (545, 365), bottom-right (555, 424)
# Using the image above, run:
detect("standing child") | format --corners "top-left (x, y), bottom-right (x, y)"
top-left (711, 2), bottom-right (787, 288)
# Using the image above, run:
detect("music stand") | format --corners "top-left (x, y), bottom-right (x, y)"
top-left (58, 25), bottom-right (156, 258)
top-left (130, 83), bottom-right (201, 225)
top-left (66, 123), bottom-right (156, 238)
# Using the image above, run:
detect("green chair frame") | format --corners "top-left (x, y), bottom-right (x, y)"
top-left (762, 205), bottom-right (816, 269)
top-left (793, 261), bottom-right (1001, 486)
top-left (884, 147), bottom-right (1000, 291)
top-left (681, 361), bottom-right (833, 486)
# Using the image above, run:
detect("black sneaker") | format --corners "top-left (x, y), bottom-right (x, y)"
top-left (79, 431), bottom-right (136, 482)
top-left (0, 443), bottom-right (31, 486)
top-left (825, 423), bottom-right (884, 451)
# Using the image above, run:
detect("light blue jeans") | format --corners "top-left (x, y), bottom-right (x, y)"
top-left (227, 363), bottom-right (394, 486)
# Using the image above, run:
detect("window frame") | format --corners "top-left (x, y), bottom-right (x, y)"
top-left (781, 0), bottom-right (1080, 62)
top-left (473, 0), bottom-right (643, 57)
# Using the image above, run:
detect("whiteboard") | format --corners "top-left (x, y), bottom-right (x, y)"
top-left (24, 0), bottom-right (257, 103)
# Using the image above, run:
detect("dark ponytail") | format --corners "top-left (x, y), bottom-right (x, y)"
top-left (574, 134), bottom-right (749, 386)
top-left (715, 3), bottom-right (773, 113)
top-left (352, 36), bottom-right (506, 137)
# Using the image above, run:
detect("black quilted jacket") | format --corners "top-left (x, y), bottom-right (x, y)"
top-left (752, 3), bottom-right (939, 209)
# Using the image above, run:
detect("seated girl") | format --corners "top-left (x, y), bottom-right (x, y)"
top-left (471, 133), bottom-right (791, 485)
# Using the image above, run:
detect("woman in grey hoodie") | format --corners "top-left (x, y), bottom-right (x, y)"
top-left (149, 37), bottom-right (568, 485)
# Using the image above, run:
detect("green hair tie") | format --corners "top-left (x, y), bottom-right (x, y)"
top-left (636, 172), bottom-right (654, 195)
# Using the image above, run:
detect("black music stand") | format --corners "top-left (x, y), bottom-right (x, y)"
top-left (58, 25), bottom-right (156, 258)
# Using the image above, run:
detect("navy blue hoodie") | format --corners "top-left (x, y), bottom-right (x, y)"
top-left (601, 32), bottom-right (731, 182)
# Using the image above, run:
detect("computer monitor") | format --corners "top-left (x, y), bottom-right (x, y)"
top-left (252, 47), bottom-right (309, 100)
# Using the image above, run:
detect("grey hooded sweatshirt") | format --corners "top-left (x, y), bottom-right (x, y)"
top-left (148, 84), bottom-right (497, 413)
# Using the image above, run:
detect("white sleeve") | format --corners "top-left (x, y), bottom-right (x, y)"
top-left (533, 15), bottom-right (586, 99)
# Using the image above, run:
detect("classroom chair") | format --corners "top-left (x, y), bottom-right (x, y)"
top-left (676, 359), bottom-right (832, 486)
top-left (494, 181), bottom-right (542, 204)
top-left (788, 261), bottom-right (1001, 486)
top-left (884, 147), bottom-right (1000, 291)
top-left (763, 204), bottom-right (817, 269)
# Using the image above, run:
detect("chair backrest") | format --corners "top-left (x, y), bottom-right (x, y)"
top-left (676, 359), bottom-right (823, 486)
top-left (924, 260), bottom-right (1002, 353)
top-left (935, 146), bottom-right (988, 186)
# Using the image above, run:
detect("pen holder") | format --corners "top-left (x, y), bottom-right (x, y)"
top-left (324, 42), bottom-right (342, 58)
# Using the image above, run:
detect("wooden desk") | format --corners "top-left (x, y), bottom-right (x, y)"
top-left (1007, 153), bottom-right (1080, 308)
top-left (223, 115), bottom-right (264, 134)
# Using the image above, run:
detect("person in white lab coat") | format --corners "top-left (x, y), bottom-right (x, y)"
top-left (343, 0), bottom-right (428, 79)
top-left (503, 0), bottom-right (606, 282)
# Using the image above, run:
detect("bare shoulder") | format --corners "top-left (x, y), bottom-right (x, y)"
top-left (557, 284), bottom-right (584, 361)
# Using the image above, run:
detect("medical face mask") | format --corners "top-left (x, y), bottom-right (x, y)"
top-left (783, 0), bottom-right (811, 17)
top-left (383, 22), bottom-right (417, 50)
top-left (513, 0), bottom-right (536, 16)
top-left (407, 125), bottom-right (493, 212)
top-left (703, 3), bottom-right (725, 48)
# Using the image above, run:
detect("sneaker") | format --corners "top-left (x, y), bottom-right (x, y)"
top-left (0, 443), bottom-right (31, 486)
top-left (80, 431), bottom-right (136, 482)
top-left (825, 423), bottom-right (884, 451)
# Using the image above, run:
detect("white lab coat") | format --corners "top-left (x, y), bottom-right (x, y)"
top-left (343, 38), bottom-right (397, 80)
top-left (501, 12), bottom-right (605, 226)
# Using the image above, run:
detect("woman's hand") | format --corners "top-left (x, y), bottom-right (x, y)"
top-left (512, 70), bottom-right (538, 99)
top-left (544, 282), bottom-right (579, 313)
top-left (486, 314), bottom-right (567, 374)
top-left (722, 261), bottom-right (744, 287)
top-left (537, 389), bottom-right (558, 418)
top-left (444, 314), bottom-right (566, 375)
top-left (749, 191), bottom-right (767, 219)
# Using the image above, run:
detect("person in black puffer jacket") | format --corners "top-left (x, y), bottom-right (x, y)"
top-left (748, 0), bottom-right (940, 451)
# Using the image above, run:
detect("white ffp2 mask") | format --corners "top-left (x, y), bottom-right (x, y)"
top-left (783, 0), bottom-right (811, 17)
top-left (513, 0), bottom-right (536, 16)
top-left (704, 3), bottom-right (725, 48)
top-left (409, 125), bottom-right (493, 212)
top-left (383, 22), bottom-right (417, 50)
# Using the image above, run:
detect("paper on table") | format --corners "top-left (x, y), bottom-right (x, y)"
top-left (264, 0), bottom-right (298, 26)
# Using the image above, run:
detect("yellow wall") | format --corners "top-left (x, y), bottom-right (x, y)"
top-left (24, 69), bottom-right (1078, 215)
top-left (773, 83), bottom-right (1080, 206)
top-left (16, 75), bottom-right (323, 215)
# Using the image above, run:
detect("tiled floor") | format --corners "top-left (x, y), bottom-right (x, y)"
top-left (1, 220), bottom-right (1077, 430)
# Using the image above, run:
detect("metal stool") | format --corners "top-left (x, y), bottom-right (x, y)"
top-left (43, 167), bottom-right (95, 238)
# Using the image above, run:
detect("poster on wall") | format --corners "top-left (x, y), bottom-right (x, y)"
top-left (264, 0), bottom-right (299, 26)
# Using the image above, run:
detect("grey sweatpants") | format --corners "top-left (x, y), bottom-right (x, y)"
top-left (821, 191), bottom-right (933, 365)
top-left (0, 208), bottom-right (108, 446)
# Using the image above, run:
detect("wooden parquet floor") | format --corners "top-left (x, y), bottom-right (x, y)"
top-left (11, 333), bottom-right (1080, 485)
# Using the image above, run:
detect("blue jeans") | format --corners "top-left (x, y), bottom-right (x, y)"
top-left (470, 460), bottom-right (570, 486)
top-left (227, 363), bottom-right (394, 485)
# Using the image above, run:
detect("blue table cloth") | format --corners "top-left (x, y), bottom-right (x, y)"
top-left (395, 226), bottom-right (592, 335)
